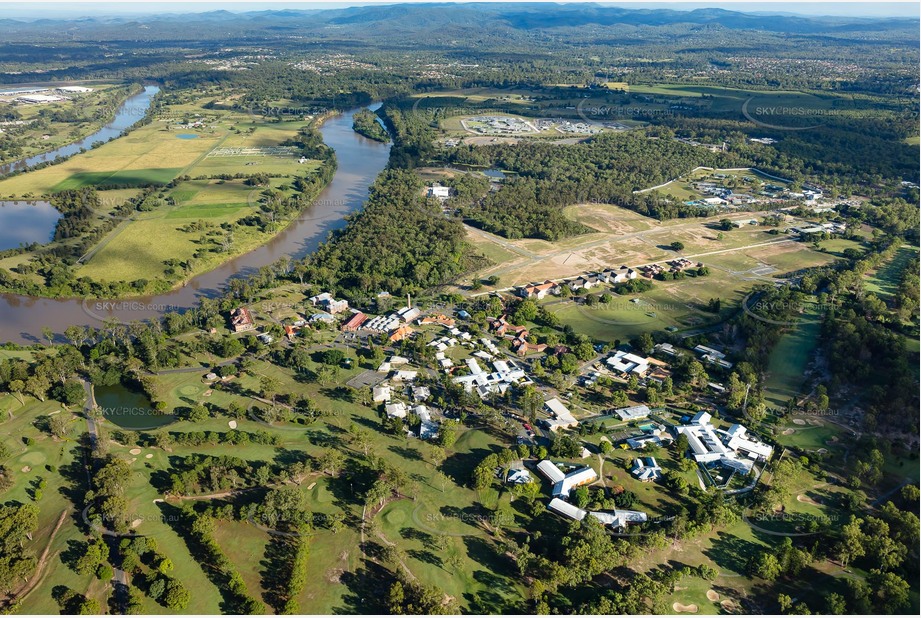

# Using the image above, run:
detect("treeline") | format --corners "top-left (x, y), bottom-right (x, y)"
top-left (447, 132), bottom-right (738, 239)
top-left (352, 108), bottom-right (389, 142)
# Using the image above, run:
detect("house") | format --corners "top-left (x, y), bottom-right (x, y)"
top-left (372, 385), bottom-right (392, 403)
top-left (308, 312), bottom-right (336, 324)
top-left (543, 398), bottom-right (578, 431)
top-left (646, 366), bottom-right (672, 385)
top-left (257, 333), bottom-right (274, 344)
top-left (229, 307), bottom-right (255, 333)
top-left (602, 266), bottom-right (638, 284)
top-left (507, 469), bottom-right (533, 485)
top-left (412, 386), bottom-right (431, 402)
top-left (631, 457), bottom-right (662, 482)
top-left (615, 405), bottom-right (651, 421)
top-left (341, 312), bottom-right (368, 332)
top-left (385, 402), bottom-right (408, 418)
top-left (392, 370), bottom-right (418, 382)
top-left (626, 434), bottom-right (664, 450)
top-left (517, 280), bottom-right (556, 300)
top-left (568, 276), bottom-right (601, 292)
top-left (514, 340), bottom-right (547, 356)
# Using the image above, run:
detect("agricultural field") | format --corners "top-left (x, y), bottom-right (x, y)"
top-left (0, 89), bottom-right (327, 286)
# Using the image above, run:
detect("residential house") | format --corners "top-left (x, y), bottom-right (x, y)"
top-left (229, 307), bottom-right (255, 333)
top-left (517, 280), bottom-right (556, 300)
top-left (631, 457), bottom-right (662, 482)
top-left (543, 398), bottom-right (578, 431)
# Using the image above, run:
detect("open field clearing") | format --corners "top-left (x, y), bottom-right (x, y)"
top-left (0, 92), bottom-right (326, 285)
top-left (462, 202), bottom-right (837, 291)
top-left (0, 120), bottom-right (221, 197)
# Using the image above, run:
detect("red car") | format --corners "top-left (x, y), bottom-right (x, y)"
top-left (523, 423), bottom-right (533, 432)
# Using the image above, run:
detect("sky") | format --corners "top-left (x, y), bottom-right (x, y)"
top-left (0, 0), bottom-right (917, 19)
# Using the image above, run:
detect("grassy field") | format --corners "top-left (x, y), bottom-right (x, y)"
top-left (865, 245), bottom-right (918, 301)
top-left (762, 302), bottom-right (823, 409)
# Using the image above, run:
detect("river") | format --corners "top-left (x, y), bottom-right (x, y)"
top-left (0, 103), bottom-right (391, 344)
top-left (0, 85), bottom-right (160, 176)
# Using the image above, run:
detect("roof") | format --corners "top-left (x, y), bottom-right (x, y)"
top-left (544, 398), bottom-right (576, 424)
top-left (548, 498), bottom-right (587, 521)
top-left (615, 405), bottom-right (651, 421)
top-left (553, 466), bottom-right (597, 498)
top-left (536, 460), bottom-right (566, 484)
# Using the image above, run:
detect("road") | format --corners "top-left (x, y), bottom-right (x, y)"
top-left (80, 379), bottom-right (130, 596)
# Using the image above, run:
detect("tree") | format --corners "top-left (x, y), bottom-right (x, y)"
top-left (748, 551), bottom-right (781, 581)
top-left (670, 241), bottom-right (685, 251)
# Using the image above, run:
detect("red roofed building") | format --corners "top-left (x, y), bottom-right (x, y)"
top-left (341, 312), bottom-right (368, 332)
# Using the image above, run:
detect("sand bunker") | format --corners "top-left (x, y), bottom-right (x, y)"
top-left (792, 419), bottom-right (806, 425)
top-left (204, 390), bottom-right (213, 397)
top-left (129, 448), bottom-right (142, 455)
top-left (307, 482), bottom-right (317, 490)
top-left (228, 420), bottom-right (238, 429)
top-left (706, 590), bottom-right (720, 602)
top-left (797, 494), bottom-right (822, 506)
top-left (130, 519), bottom-right (143, 529)
top-left (782, 429), bottom-right (795, 435)
top-left (673, 603), bottom-right (698, 613)
top-left (721, 599), bottom-right (738, 612)
top-left (20, 466), bottom-right (31, 473)
top-left (145, 454), bottom-right (153, 459)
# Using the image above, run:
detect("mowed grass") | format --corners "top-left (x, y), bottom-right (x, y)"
top-left (865, 245), bottom-right (918, 301)
top-left (763, 302), bottom-right (823, 409)
top-left (51, 168), bottom-right (182, 191)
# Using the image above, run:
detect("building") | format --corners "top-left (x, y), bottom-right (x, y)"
top-left (372, 385), bottom-right (392, 403)
top-left (453, 357), bottom-right (531, 399)
top-left (309, 292), bottom-right (349, 315)
top-left (18, 94), bottom-right (64, 103)
top-left (427, 184), bottom-right (451, 199)
top-left (507, 469), bottom-right (532, 485)
top-left (535, 461), bottom-right (597, 498)
top-left (229, 307), bottom-right (255, 332)
top-left (693, 344), bottom-right (733, 369)
top-left (517, 280), bottom-right (556, 300)
top-left (308, 312), bottom-right (336, 324)
top-left (396, 306), bottom-right (422, 323)
top-left (419, 314), bottom-right (455, 327)
top-left (543, 398), bottom-right (578, 431)
top-left (548, 498), bottom-right (648, 529)
top-left (341, 312), bottom-right (368, 332)
top-left (615, 405), bottom-right (651, 421)
top-left (57, 86), bottom-right (93, 93)
top-left (389, 325), bottom-right (414, 342)
top-left (602, 266), bottom-right (638, 284)
top-left (674, 414), bottom-right (773, 474)
top-left (385, 402), bottom-right (408, 419)
top-left (631, 457), bottom-right (662, 482)
top-left (606, 351), bottom-right (650, 377)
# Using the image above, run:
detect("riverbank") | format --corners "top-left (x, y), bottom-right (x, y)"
top-left (0, 104), bottom-right (392, 343)
top-left (0, 97), bottom-right (342, 299)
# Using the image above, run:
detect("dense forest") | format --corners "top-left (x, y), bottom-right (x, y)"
top-left (299, 168), bottom-right (479, 302)
top-left (351, 108), bottom-right (389, 143)
top-left (447, 132), bottom-right (736, 239)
